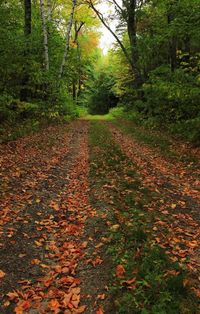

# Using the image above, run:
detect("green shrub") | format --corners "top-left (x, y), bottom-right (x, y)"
top-left (109, 106), bottom-right (125, 118)
top-left (142, 66), bottom-right (200, 124)
top-left (0, 94), bottom-right (14, 122)
top-left (171, 117), bottom-right (200, 144)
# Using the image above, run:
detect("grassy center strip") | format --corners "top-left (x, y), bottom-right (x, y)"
top-left (89, 121), bottom-right (198, 314)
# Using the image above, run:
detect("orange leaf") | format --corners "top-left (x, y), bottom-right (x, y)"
top-left (7, 291), bottom-right (19, 300)
top-left (0, 270), bottom-right (6, 279)
top-left (116, 265), bottom-right (125, 278)
top-left (126, 277), bottom-right (136, 285)
top-left (71, 300), bottom-right (79, 308)
top-left (76, 305), bottom-right (86, 313)
top-left (63, 292), bottom-right (72, 307)
top-left (187, 241), bottom-right (198, 248)
top-left (96, 307), bottom-right (104, 314)
top-left (97, 294), bottom-right (106, 300)
top-left (49, 201), bottom-right (60, 211)
top-left (71, 287), bottom-right (81, 295)
top-left (49, 299), bottom-right (60, 310)
top-left (31, 259), bottom-right (41, 265)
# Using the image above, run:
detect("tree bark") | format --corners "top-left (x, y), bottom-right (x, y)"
top-left (167, 1), bottom-right (177, 72)
top-left (74, 21), bottom-right (84, 101)
top-left (40, 0), bottom-right (49, 71)
top-left (24, 0), bottom-right (31, 36)
top-left (125, 0), bottom-right (143, 86)
top-left (58, 0), bottom-right (77, 79)
top-left (20, 0), bottom-right (32, 101)
top-left (47, 0), bottom-right (52, 22)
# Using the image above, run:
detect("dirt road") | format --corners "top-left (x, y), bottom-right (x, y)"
top-left (0, 119), bottom-right (199, 313)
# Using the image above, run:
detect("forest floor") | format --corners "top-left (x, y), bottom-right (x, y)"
top-left (0, 118), bottom-right (199, 313)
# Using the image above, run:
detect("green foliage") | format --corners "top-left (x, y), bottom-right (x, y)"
top-left (107, 0), bottom-right (200, 144)
top-left (109, 107), bottom-right (125, 118)
top-left (142, 66), bottom-right (200, 122)
top-left (0, 0), bottom-right (101, 141)
top-left (171, 117), bottom-right (200, 145)
top-left (86, 68), bottom-right (118, 115)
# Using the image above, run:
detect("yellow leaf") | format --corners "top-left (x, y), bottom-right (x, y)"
top-left (171, 204), bottom-right (176, 209)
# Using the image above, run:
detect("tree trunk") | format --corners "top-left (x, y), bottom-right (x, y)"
top-left (20, 0), bottom-right (32, 101)
top-left (72, 80), bottom-right (76, 100)
top-left (126, 0), bottom-right (143, 86)
top-left (47, 0), bottom-right (52, 22)
top-left (167, 2), bottom-right (177, 72)
top-left (24, 0), bottom-right (31, 36)
top-left (58, 0), bottom-right (77, 79)
top-left (74, 21), bottom-right (84, 101)
top-left (169, 36), bottom-right (177, 72)
top-left (40, 0), bottom-right (49, 71)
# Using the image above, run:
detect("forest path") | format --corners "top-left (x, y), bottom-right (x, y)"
top-left (0, 120), bottom-right (110, 313)
top-left (0, 119), bottom-right (199, 313)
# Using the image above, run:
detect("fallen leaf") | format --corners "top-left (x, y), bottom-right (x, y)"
top-left (110, 224), bottom-right (120, 232)
top-left (116, 265), bottom-right (125, 278)
top-left (49, 299), bottom-right (60, 310)
top-left (76, 305), bottom-right (86, 313)
top-left (0, 270), bottom-right (6, 279)
top-left (96, 306), bottom-right (104, 314)
top-left (7, 291), bottom-right (19, 300)
top-left (97, 294), bottom-right (106, 300)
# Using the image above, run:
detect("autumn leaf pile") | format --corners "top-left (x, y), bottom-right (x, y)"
top-left (0, 121), bottom-right (98, 313)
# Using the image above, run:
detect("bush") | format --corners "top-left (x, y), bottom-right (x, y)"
top-left (0, 94), bottom-right (14, 122)
top-left (170, 116), bottom-right (200, 144)
top-left (109, 107), bottom-right (125, 118)
top-left (142, 66), bottom-right (200, 124)
top-left (87, 71), bottom-right (119, 115)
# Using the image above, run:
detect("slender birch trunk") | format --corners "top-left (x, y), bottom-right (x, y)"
top-left (47, 0), bottom-right (52, 22)
top-left (74, 21), bottom-right (84, 100)
top-left (58, 0), bottom-right (77, 79)
top-left (40, 0), bottom-right (49, 71)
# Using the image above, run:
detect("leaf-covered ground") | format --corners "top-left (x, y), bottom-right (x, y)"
top-left (0, 119), bottom-right (199, 313)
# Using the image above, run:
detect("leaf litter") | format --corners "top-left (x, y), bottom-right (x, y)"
top-left (0, 119), bottom-right (199, 313)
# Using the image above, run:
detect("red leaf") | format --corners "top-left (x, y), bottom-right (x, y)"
top-left (96, 307), bottom-right (104, 314)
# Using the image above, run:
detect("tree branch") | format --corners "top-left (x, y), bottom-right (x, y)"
top-left (87, 0), bottom-right (134, 69)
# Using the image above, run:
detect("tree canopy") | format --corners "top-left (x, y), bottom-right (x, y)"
top-left (0, 0), bottom-right (199, 143)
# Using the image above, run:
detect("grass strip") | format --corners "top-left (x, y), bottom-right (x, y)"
top-left (111, 119), bottom-right (198, 163)
top-left (89, 120), bottom-right (198, 314)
